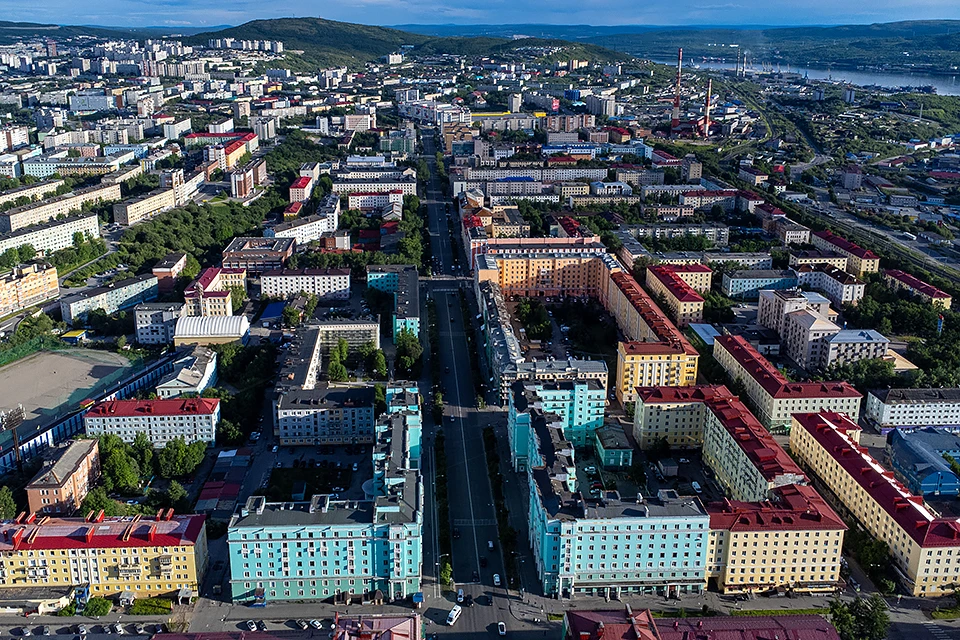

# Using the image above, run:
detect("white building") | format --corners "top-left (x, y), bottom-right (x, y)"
top-left (264, 212), bottom-right (339, 245)
top-left (83, 398), bottom-right (220, 446)
top-left (757, 289), bottom-right (833, 336)
top-left (134, 302), bottom-right (185, 344)
top-left (260, 268), bottom-right (351, 300)
top-left (794, 264), bottom-right (865, 307)
top-left (156, 347), bottom-right (218, 399)
top-left (782, 309), bottom-right (840, 371)
top-left (60, 275), bottom-right (159, 326)
top-left (0, 213), bottom-right (100, 255)
top-left (864, 388), bottom-right (960, 429)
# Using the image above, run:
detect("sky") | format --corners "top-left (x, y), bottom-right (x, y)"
top-left (14, 0), bottom-right (960, 29)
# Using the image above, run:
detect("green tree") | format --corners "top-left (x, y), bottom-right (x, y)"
top-left (217, 419), bottom-right (242, 446)
top-left (227, 285), bottom-right (246, 314)
top-left (0, 486), bottom-right (17, 519)
top-left (830, 596), bottom-right (889, 640)
top-left (327, 349), bottom-right (348, 382)
top-left (80, 487), bottom-right (125, 517)
top-left (282, 305), bottom-right (302, 327)
top-left (395, 328), bottom-right (423, 371)
top-left (372, 350), bottom-right (388, 379)
top-left (131, 432), bottom-right (155, 475)
top-left (181, 253), bottom-right (201, 280)
top-left (166, 480), bottom-right (189, 512)
top-left (337, 337), bottom-right (349, 363)
top-left (157, 438), bottom-right (206, 478)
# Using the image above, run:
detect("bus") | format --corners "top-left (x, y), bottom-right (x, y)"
top-left (446, 605), bottom-right (462, 626)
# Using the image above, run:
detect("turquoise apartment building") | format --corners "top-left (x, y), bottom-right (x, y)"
top-left (508, 380), bottom-right (606, 470)
top-left (366, 265), bottom-right (420, 343)
top-left (227, 383), bottom-right (423, 603)
top-left (525, 409), bottom-right (709, 599)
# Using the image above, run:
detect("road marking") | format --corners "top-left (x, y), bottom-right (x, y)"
top-left (923, 622), bottom-right (953, 640)
top-left (453, 519), bottom-right (497, 526)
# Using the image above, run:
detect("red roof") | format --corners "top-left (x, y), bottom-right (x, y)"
top-left (86, 398), bottom-right (219, 417)
top-left (714, 334), bottom-right (861, 400)
top-left (609, 271), bottom-right (698, 356)
top-left (657, 615), bottom-right (840, 640)
top-left (0, 514), bottom-right (205, 551)
top-left (708, 483), bottom-right (846, 532)
top-left (883, 269), bottom-right (951, 300)
top-left (813, 230), bottom-right (879, 261)
top-left (284, 202), bottom-right (303, 214)
top-left (635, 385), bottom-right (733, 404)
top-left (793, 412), bottom-right (960, 547)
top-left (648, 265), bottom-right (704, 303)
top-left (682, 189), bottom-right (737, 198)
top-left (290, 176), bottom-right (312, 190)
top-left (564, 609), bottom-right (660, 640)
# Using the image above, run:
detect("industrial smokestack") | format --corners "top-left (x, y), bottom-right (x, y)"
top-left (671, 47), bottom-right (683, 131)
top-left (704, 78), bottom-right (712, 139)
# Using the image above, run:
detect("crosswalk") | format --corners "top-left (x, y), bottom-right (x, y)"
top-left (923, 622), bottom-right (956, 640)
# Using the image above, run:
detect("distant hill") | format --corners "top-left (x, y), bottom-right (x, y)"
top-left (0, 20), bottom-right (136, 44)
top-left (398, 20), bottom-right (960, 72)
top-left (188, 18), bottom-right (629, 69)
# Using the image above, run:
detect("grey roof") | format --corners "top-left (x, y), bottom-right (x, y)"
top-left (60, 274), bottom-right (157, 305)
top-left (595, 424), bottom-right (632, 451)
top-left (26, 440), bottom-right (98, 489)
top-left (726, 269), bottom-right (796, 280)
top-left (827, 329), bottom-right (889, 344)
top-left (870, 388), bottom-right (960, 405)
top-left (888, 428), bottom-right (960, 482)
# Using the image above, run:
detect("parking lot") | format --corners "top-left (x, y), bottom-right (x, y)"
top-left (0, 623), bottom-right (162, 638)
top-left (261, 444), bottom-right (371, 501)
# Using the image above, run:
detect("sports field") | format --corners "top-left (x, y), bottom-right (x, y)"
top-left (0, 350), bottom-right (133, 427)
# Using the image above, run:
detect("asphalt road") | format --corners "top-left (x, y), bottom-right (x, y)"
top-left (421, 133), bottom-right (514, 635)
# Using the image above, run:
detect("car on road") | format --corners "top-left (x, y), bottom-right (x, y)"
top-left (76, 626), bottom-right (87, 636)
top-left (452, 527), bottom-right (460, 539)
top-left (691, 481), bottom-right (702, 494)
top-left (309, 621), bottom-right (322, 630)
top-left (498, 622), bottom-right (507, 636)
top-left (134, 625), bottom-right (144, 635)
top-left (493, 573), bottom-right (501, 587)
top-left (479, 556), bottom-right (487, 567)
top-left (446, 605), bottom-right (462, 626)
top-left (472, 570), bottom-right (480, 582)
top-left (296, 620), bottom-right (309, 630)
top-left (678, 458), bottom-right (689, 464)
top-left (112, 624), bottom-right (124, 635)
top-left (488, 540), bottom-right (495, 551)
top-left (352, 462), bottom-right (358, 472)
top-left (272, 445), bottom-right (278, 453)
top-left (448, 415), bottom-right (455, 422)
top-left (275, 461), bottom-right (282, 468)
top-left (245, 622), bottom-right (257, 632)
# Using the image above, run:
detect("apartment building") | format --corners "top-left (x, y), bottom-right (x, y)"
top-left (0, 183), bottom-right (120, 232)
top-left (332, 178), bottom-right (417, 197)
top-left (261, 268), bottom-right (350, 300)
top-left (155, 347), bottom-right (218, 399)
top-left (134, 302), bottom-right (186, 345)
top-left (644, 265), bottom-right (706, 328)
top-left (0, 213), bottom-right (100, 256)
top-left (782, 309), bottom-right (840, 371)
top-left (500, 359), bottom-right (609, 405)
top-left (288, 176), bottom-right (314, 203)
top-left (84, 398), bottom-right (219, 446)
top-left (823, 330), bottom-right (889, 369)
top-left (346, 190), bottom-right (404, 211)
top-left (794, 264), bottom-right (865, 307)
top-left (883, 269), bottom-right (952, 309)
top-left (228, 409), bottom-right (422, 602)
top-left (811, 230), bottom-right (880, 277)
top-left (706, 484), bottom-right (846, 595)
top-left (60, 274), bottom-right (159, 326)
top-left (721, 270), bottom-right (798, 300)
top-left (25, 440), bottom-right (100, 515)
top-left (273, 328), bottom-right (377, 445)
top-left (508, 380), bottom-right (606, 470)
top-left (183, 268), bottom-right (246, 317)
top-left (22, 155), bottom-right (123, 179)
top-left (113, 187), bottom-right (176, 226)
top-left (0, 511), bottom-right (208, 598)
top-left (366, 265), bottom-right (419, 342)
top-left (474, 240), bottom-right (614, 295)
top-left (312, 321), bottom-right (381, 355)
top-left (633, 385), bottom-right (731, 449)
top-left (265, 212), bottom-right (339, 245)
top-left (865, 388), bottom-right (960, 430)
top-left (629, 223), bottom-right (729, 247)
top-left (152, 252), bottom-right (187, 293)
top-left (221, 237), bottom-right (295, 274)
top-left (791, 412), bottom-right (960, 596)
top-left (788, 250), bottom-right (849, 272)
top-left (0, 179), bottom-right (63, 207)
top-left (0, 261), bottom-right (59, 316)
top-left (230, 159), bottom-right (268, 199)
top-left (769, 219), bottom-right (811, 245)
top-left (757, 289), bottom-right (833, 336)
top-left (713, 334), bottom-right (861, 429)
top-left (527, 405), bottom-right (709, 598)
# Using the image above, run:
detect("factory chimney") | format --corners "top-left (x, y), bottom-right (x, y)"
top-left (671, 48), bottom-right (683, 131)
top-left (703, 78), bottom-right (712, 138)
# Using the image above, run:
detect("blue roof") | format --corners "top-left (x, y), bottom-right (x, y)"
top-left (827, 329), bottom-right (888, 343)
top-left (496, 176), bottom-right (534, 182)
top-left (260, 301), bottom-right (287, 319)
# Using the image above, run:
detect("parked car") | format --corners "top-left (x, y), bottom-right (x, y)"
top-left (691, 481), bottom-right (702, 494)
top-left (678, 458), bottom-right (690, 464)
top-left (20, 629), bottom-right (31, 638)
top-left (479, 556), bottom-right (487, 568)
top-left (257, 621), bottom-right (266, 631)
top-left (464, 594), bottom-right (474, 607)
top-left (296, 620), bottom-right (309, 630)
top-left (498, 622), bottom-right (507, 636)
top-left (456, 588), bottom-right (464, 603)
top-left (309, 621), bottom-right (322, 630)
top-left (112, 624), bottom-right (124, 635)
top-left (493, 574), bottom-right (501, 587)
top-left (134, 625), bottom-right (144, 635)
top-left (271, 445), bottom-right (278, 453)
top-left (42, 627), bottom-right (50, 636)
top-left (245, 622), bottom-right (257, 632)
top-left (76, 625), bottom-right (87, 636)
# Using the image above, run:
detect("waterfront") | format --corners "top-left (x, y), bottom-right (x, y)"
top-left (654, 59), bottom-right (960, 95)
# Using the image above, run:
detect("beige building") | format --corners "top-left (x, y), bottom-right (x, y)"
top-left (113, 187), bottom-right (176, 226)
top-left (788, 250), bottom-right (849, 271)
top-left (25, 440), bottom-right (100, 515)
top-left (0, 512), bottom-right (208, 598)
top-left (713, 334), bottom-right (861, 429)
top-left (757, 289), bottom-right (834, 336)
top-left (791, 412), bottom-right (960, 597)
top-left (184, 267), bottom-right (246, 317)
top-left (644, 265), bottom-right (707, 328)
top-left (811, 230), bottom-right (880, 277)
top-left (0, 261), bottom-right (59, 316)
top-left (707, 484), bottom-right (846, 594)
top-left (0, 183), bottom-right (121, 232)
top-left (782, 309), bottom-right (840, 370)
top-left (882, 269), bottom-right (952, 309)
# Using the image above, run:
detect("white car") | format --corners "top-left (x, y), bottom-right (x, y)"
top-left (692, 481), bottom-right (703, 494)
top-left (498, 622), bottom-right (507, 636)
top-left (456, 588), bottom-right (464, 603)
top-left (309, 621), bottom-right (322, 630)
top-left (493, 573), bottom-right (501, 587)
top-left (678, 458), bottom-right (690, 464)
top-left (245, 621), bottom-right (257, 632)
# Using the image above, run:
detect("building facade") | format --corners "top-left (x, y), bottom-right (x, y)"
top-left (83, 398), bottom-right (220, 446)
top-left (25, 440), bottom-right (100, 515)
top-left (134, 302), bottom-right (186, 345)
top-left (60, 275), bottom-right (159, 326)
top-left (261, 268), bottom-right (350, 300)
top-left (0, 261), bottom-right (59, 317)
